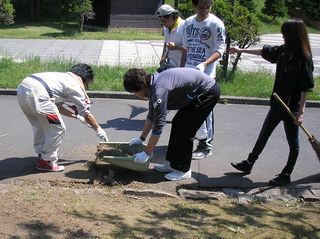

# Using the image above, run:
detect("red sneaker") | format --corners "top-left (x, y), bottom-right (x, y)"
top-left (36, 159), bottom-right (64, 172)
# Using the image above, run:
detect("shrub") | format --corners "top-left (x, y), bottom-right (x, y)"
top-left (178, 0), bottom-right (194, 19)
top-left (62, 0), bottom-right (94, 32)
top-left (262, 0), bottom-right (286, 22)
top-left (286, 0), bottom-right (320, 21)
top-left (213, 0), bottom-right (260, 81)
top-left (238, 0), bottom-right (255, 13)
top-left (0, 0), bottom-right (14, 24)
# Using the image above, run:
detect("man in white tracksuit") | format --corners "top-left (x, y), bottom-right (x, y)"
top-left (17, 64), bottom-right (108, 172)
top-left (182, 0), bottom-right (226, 159)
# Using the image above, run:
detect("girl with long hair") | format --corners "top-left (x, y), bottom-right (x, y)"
top-left (229, 19), bottom-right (314, 186)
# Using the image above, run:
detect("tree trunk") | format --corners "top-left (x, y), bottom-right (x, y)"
top-left (79, 14), bottom-right (84, 32)
top-left (229, 52), bottom-right (242, 80)
top-left (174, 0), bottom-right (178, 8)
top-left (221, 35), bottom-right (231, 80)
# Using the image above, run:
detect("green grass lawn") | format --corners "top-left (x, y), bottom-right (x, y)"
top-left (0, 21), bottom-right (164, 40)
top-left (0, 58), bottom-right (319, 101)
top-left (0, 2), bottom-right (319, 100)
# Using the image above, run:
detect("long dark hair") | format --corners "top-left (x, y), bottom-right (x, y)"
top-left (281, 19), bottom-right (312, 60)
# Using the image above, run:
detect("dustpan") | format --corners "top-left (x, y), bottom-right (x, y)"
top-left (96, 142), bottom-right (151, 172)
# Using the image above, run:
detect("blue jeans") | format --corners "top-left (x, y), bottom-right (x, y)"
top-left (248, 107), bottom-right (299, 175)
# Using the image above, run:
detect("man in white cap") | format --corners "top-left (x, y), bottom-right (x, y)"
top-left (157, 4), bottom-right (186, 72)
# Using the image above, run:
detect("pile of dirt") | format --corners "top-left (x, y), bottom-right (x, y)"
top-left (95, 144), bottom-right (132, 161)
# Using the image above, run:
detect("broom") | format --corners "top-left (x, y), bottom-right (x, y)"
top-left (273, 93), bottom-right (320, 162)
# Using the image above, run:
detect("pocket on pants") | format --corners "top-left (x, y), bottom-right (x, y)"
top-left (26, 89), bottom-right (42, 114)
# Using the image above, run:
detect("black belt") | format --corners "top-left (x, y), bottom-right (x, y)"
top-left (29, 75), bottom-right (53, 98)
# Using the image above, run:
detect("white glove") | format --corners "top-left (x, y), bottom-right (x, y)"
top-left (133, 151), bottom-right (150, 164)
top-left (96, 127), bottom-right (109, 142)
top-left (196, 63), bottom-right (206, 72)
top-left (129, 137), bottom-right (144, 146)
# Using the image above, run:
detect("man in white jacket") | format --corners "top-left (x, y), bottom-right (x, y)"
top-left (17, 63), bottom-right (108, 172)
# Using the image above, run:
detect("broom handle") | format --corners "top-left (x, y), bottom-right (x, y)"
top-left (273, 93), bottom-right (313, 139)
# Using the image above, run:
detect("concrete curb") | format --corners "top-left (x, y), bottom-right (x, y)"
top-left (1, 89), bottom-right (320, 107)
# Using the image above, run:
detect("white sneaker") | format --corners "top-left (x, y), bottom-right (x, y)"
top-left (164, 169), bottom-right (192, 181)
top-left (153, 163), bottom-right (174, 173)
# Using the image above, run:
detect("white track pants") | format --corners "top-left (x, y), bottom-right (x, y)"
top-left (17, 84), bottom-right (66, 162)
top-left (195, 110), bottom-right (214, 148)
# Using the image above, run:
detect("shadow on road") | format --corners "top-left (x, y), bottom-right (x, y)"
top-left (101, 117), bottom-right (172, 131)
top-left (0, 157), bottom-right (90, 182)
top-left (101, 117), bottom-right (144, 131)
top-left (290, 173), bottom-right (320, 187)
top-left (0, 157), bottom-right (40, 181)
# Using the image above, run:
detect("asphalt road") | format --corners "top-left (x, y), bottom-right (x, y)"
top-left (1, 95), bottom-right (319, 190)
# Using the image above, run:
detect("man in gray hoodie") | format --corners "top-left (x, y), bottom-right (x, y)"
top-left (123, 67), bottom-right (220, 181)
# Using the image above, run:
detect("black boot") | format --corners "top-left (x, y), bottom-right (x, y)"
top-left (268, 173), bottom-right (291, 186)
top-left (231, 160), bottom-right (253, 174)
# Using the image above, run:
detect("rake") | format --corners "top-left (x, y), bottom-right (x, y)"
top-left (273, 93), bottom-right (320, 162)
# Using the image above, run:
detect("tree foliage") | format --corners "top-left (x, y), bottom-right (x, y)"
top-left (262, 0), bottom-right (286, 21)
top-left (286, 0), bottom-right (320, 21)
top-left (238, 0), bottom-right (255, 13)
top-left (214, 0), bottom-right (260, 81)
top-left (0, 0), bottom-right (14, 24)
top-left (178, 0), bottom-right (194, 19)
top-left (178, 0), bottom-right (260, 81)
top-left (62, 0), bottom-right (94, 32)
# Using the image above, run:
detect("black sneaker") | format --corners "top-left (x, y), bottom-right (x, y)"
top-left (231, 160), bottom-right (253, 174)
top-left (268, 173), bottom-right (291, 186)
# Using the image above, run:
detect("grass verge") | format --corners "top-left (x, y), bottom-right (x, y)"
top-left (0, 21), bottom-right (163, 40)
top-left (0, 18), bottom-right (318, 40)
top-left (0, 181), bottom-right (319, 238)
top-left (0, 57), bottom-right (319, 100)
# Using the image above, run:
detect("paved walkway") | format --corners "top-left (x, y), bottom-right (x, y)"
top-left (0, 34), bottom-right (319, 76)
top-left (238, 34), bottom-right (320, 76)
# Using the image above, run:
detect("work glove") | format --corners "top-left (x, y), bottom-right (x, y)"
top-left (129, 137), bottom-right (145, 146)
top-left (96, 127), bottom-right (109, 142)
top-left (133, 151), bottom-right (150, 164)
top-left (196, 62), bottom-right (206, 72)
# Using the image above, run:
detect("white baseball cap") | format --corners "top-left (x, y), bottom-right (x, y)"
top-left (157, 4), bottom-right (179, 17)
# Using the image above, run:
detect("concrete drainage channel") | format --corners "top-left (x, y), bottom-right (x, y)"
top-left (1, 175), bottom-right (319, 204)
top-left (120, 187), bottom-right (320, 203)
top-left (177, 187), bottom-right (320, 203)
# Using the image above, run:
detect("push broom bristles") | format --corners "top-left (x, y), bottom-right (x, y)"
top-left (273, 93), bottom-right (320, 163)
top-left (309, 136), bottom-right (320, 162)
